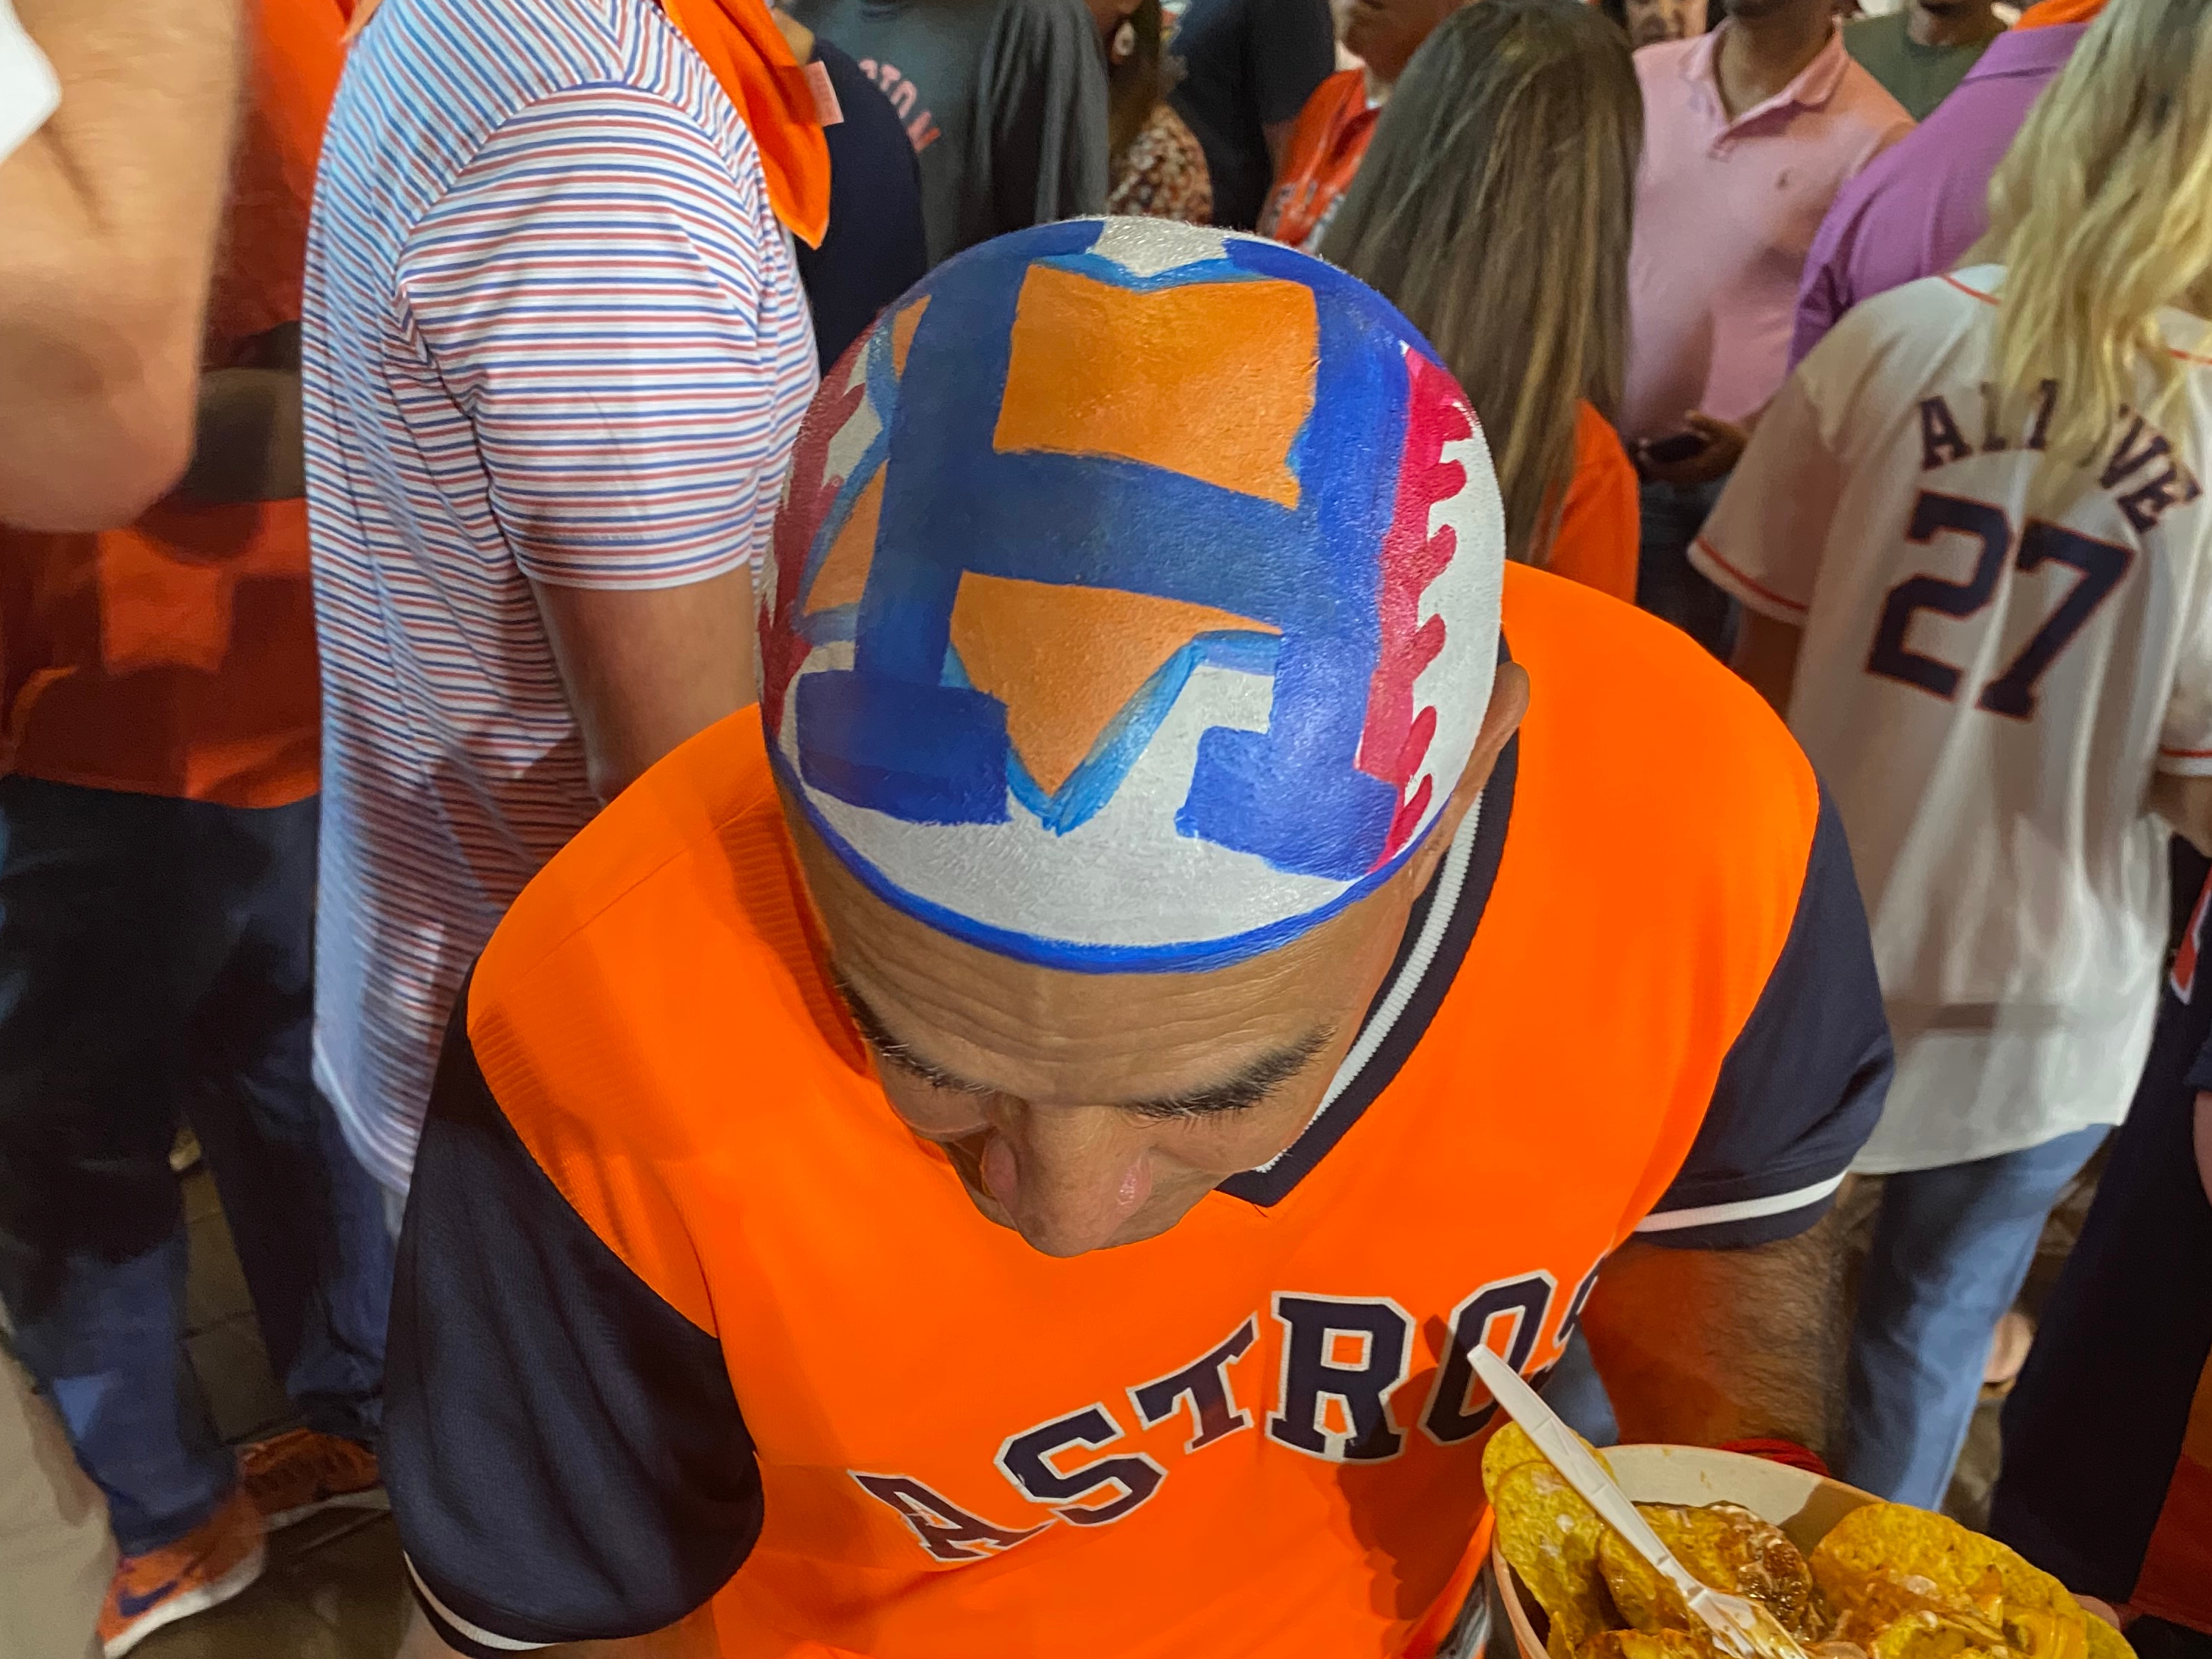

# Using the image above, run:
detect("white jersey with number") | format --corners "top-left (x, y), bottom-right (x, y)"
top-left (1694, 266), bottom-right (2212, 1173)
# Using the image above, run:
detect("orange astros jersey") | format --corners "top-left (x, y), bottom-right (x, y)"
top-left (389, 566), bottom-right (1891, 1659)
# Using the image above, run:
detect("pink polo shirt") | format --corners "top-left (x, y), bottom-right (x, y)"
top-left (1622, 23), bottom-right (1910, 441)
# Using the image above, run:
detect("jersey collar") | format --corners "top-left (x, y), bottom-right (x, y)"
top-left (1217, 689), bottom-right (1518, 1207)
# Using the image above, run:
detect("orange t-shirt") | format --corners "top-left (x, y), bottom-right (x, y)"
top-left (0, 0), bottom-right (346, 807)
top-left (1543, 402), bottom-right (1640, 604)
top-left (387, 566), bottom-right (1894, 1659)
top-left (1258, 69), bottom-right (1379, 253)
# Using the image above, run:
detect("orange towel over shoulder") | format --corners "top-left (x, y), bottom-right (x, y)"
top-left (661, 0), bottom-right (831, 247)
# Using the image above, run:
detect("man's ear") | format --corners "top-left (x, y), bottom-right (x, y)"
top-left (1402, 661), bottom-right (1530, 889)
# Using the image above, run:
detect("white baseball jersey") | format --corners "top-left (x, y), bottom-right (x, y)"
top-left (1694, 266), bottom-right (2212, 1173)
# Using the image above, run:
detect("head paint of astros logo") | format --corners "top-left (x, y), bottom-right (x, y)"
top-left (761, 219), bottom-right (1505, 971)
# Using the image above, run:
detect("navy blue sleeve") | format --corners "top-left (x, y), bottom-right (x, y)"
top-left (797, 40), bottom-right (928, 372)
top-left (388, 986), bottom-right (762, 1658)
top-left (1634, 784), bottom-right (1895, 1251)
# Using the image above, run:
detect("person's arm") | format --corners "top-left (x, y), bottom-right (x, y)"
top-left (1690, 366), bottom-right (1847, 708)
top-left (531, 569), bottom-right (757, 804)
top-left (0, 0), bottom-right (242, 529)
top-left (1582, 1212), bottom-right (1844, 1449)
top-left (989, 0), bottom-right (1110, 232)
top-left (1584, 784), bottom-right (1893, 1460)
top-left (400, 85), bottom-right (808, 803)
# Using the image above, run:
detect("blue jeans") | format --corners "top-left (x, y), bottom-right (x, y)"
top-left (1840, 1126), bottom-right (2108, 1508)
top-left (0, 780), bottom-right (393, 1556)
top-left (1636, 476), bottom-right (1738, 661)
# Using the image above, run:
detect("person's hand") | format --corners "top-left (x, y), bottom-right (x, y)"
top-left (1637, 412), bottom-right (1749, 488)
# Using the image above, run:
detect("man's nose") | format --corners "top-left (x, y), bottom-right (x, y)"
top-left (981, 1107), bottom-right (1153, 1257)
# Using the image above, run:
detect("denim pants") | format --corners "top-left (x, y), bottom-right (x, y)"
top-left (1839, 1124), bottom-right (2108, 1508)
top-left (1635, 476), bottom-right (1738, 661)
top-left (0, 779), bottom-right (393, 1556)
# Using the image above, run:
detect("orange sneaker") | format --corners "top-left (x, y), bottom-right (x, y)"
top-left (97, 1485), bottom-right (266, 1658)
top-left (239, 1427), bottom-right (387, 1532)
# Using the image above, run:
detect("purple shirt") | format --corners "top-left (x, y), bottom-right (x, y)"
top-left (1788, 23), bottom-right (2087, 366)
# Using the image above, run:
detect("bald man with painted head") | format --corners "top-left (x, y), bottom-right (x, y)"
top-left (386, 219), bottom-right (1893, 1659)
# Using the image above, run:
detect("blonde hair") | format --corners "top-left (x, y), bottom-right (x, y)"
top-left (1320, 0), bottom-right (1639, 568)
top-left (1978, 0), bottom-right (2212, 457)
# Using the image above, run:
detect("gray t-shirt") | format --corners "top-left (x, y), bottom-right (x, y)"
top-left (1842, 10), bottom-right (2001, 122)
top-left (791, 0), bottom-right (1109, 267)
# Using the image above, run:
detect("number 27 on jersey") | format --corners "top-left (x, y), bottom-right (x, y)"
top-left (1866, 489), bottom-right (2133, 720)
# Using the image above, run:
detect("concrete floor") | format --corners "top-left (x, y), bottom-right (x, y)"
top-left (137, 1168), bottom-right (409, 1659)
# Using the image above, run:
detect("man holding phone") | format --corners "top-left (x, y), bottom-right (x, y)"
top-left (1621, 0), bottom-right (1910, 655)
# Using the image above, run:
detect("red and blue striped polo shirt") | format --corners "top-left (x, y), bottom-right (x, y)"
top-left (301, 0), bottom-right (818, 1193)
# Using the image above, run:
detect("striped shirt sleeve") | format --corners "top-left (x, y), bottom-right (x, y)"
top-left (397, 83), bottom-right (813, 591)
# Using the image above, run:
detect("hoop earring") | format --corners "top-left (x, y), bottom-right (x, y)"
top-left (1111, 18), bottom-right (1138, 61)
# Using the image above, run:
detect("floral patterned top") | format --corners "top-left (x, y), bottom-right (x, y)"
top-left (1107, 101), bottom-right (1212, 224)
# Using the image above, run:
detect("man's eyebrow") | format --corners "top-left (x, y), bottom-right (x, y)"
top-left (834, 974), bottom-right (995, 1095)
top-left (1122, 1029), bottom-right (1336, 1120)
top-left (834, 970), bottom-right (1334, 1117)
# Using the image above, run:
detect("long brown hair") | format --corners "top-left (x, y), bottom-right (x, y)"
top-left (1321, 0), bottom-right (1640, 568)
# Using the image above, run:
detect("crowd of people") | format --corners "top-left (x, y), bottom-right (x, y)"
top-left (0, 0), bottom-right (2208, 1655)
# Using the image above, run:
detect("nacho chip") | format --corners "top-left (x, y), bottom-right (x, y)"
top-left (1494, 1461), bottom-right (1615, 1658)
top-left (1812, 1505), bottom-right (2088, 1659)
top-left (1484, 1421), bottom-right (1546, 1497)
top-left (1582, 1630), bottom-right (1709, 1659)
top-left (2083, 1616), bottom-right (2137, 1659)
top-left (1865, 1610), bottom-right (2005, 1659)
top-left (1600, 1502), bottom-right (1821, 1640)
top-left (1483, 1419), bottom-right (1615, 1501)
